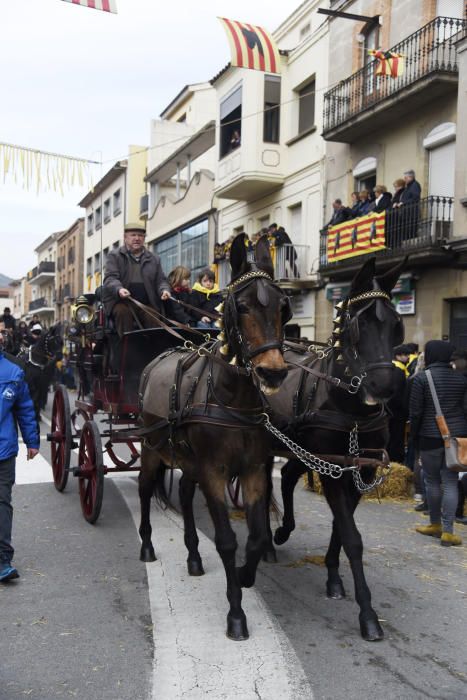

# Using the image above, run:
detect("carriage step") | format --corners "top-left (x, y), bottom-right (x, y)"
top-left (72, 441), bottom-right (78, 449)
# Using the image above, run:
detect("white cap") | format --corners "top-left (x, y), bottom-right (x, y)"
top-left (31, 323), bottom-right (42, 332)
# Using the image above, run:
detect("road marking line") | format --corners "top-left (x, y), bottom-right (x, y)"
top-left (115, 477), bottom-right (312, 700)
top-left (15, 443), bottom-right (53, 484)
top-left (41, 413), bottom-right (52, 427)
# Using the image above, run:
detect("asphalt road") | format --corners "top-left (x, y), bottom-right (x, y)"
top-left (1, 389), bottom-right (466, 700)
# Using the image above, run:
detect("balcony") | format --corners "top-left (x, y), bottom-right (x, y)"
top-left (216, 244), bottom-right (312, 289)
top-left (29, 297), bottom-right (55, 314)
top-left (319, 196), bottom-right (454, 277)
top-left (214, 145), bottom-right (285, 201)
top-left (29, 260), bottom-right (55, 285)
top-left (323, 16), bottom-right (467, 142)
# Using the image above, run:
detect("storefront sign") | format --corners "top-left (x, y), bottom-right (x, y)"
top-left (393, 290), bottom-right (415, 315)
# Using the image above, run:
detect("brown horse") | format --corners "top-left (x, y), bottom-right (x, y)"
top-left (265, 257), bottom-right (405, 641)
top-left (138, 233), bottom-right (289, 640)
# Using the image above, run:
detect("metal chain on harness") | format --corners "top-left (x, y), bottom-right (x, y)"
top-left (263, 415), bottom-right (391, 493)
top-left (262, 414), bottom-right (358, 479)
top-left (348, 423), bottom-right (392, 494)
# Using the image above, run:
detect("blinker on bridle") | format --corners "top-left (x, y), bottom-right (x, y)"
top-left (332, 289), bottom-right (400, 376)
top-left (217, 266), bottom-right (290, 369)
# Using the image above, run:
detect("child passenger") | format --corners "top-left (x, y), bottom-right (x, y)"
top-left (191, 268), bottom-right (223, 329)
top-left (167, 266), bottom-right (198, 326)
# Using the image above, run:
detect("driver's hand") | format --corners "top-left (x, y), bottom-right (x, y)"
top-left (119, 288), bottom-right (131, 298)
top-left (160, 290), bottom-right (171, 301)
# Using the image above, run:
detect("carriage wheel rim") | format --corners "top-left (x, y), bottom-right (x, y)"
top-left (50, 388), bottom-right (70, 489)
top-left (78, 422), bottom-right (103, 522)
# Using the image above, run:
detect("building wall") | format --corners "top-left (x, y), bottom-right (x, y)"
top-left (56, 218), bottom-right (84, 323)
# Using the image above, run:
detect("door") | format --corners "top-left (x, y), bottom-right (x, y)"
top-left (450, 300), bottom-right (467, 348)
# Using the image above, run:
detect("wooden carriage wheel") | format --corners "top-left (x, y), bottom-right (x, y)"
top-left (78, 421), bottom-right (104, 524)
top-left (50, 385), bottom-right (71, 492)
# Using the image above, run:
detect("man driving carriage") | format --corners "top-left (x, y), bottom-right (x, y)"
top-left (102, 223), bottom-right (171, 336)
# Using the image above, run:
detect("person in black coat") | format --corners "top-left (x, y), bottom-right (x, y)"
top-left (326, 199), bottom-right (351, 227)
top-left (410, 340), bottom-right (466, 546)
top-left (369, 185), bottom-right (392, 213)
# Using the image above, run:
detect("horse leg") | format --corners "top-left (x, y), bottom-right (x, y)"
top-left (202, 477), bottom-right (248, 641)
top-left (322, 478), bottom-right (383, 641)
top-left (179, 474), bottom-right (204, 576)
top-left (237, 467), bottom-right (269, 588)
top-left (138, 446), bottom-right (158, 562)
top-left (325, 521), bottom-right (346, 599)
top-left (263, 457), bottom-right (277, 563)
top-left (274, 458), bottom-right (304, 545)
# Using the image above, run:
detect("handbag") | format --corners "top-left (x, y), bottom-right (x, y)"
top-left (425, 369), bottom-right (467, 472)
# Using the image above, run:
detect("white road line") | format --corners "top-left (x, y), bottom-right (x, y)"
top-left (41, 413), bottom-right (52, 427)
top-left (15, 443), bottom-right (53, 484)
top-left (115, 477), bottom-right (312, 700)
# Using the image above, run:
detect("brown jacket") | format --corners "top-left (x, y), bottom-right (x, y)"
top-left (102, 246), bottom-right (170, 314)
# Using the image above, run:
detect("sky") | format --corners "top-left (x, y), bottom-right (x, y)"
top-left (0, 0), bottom-right (292, 279)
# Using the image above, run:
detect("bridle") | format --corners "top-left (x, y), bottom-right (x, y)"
top-left (331, 288), bottom-right (403, 383)
top-left (222, 269), bottom-right (292, 373)
top-left (27, 331), bottom-right (61, 369)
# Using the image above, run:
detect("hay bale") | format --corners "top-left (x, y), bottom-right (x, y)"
top-left (303, 461), bottom-right (413, 500)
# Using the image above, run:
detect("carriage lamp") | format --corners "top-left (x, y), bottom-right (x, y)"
top-left (73, 296), bottom-right (95, 325)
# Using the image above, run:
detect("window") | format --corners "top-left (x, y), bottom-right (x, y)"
top-left (94, 252), bottom-right (101, 274)
top-left (154, 218), bottom-right (209, 282)
top-left (68, 247), bottom-right (75, 265)
top-left (95, 206), bottom-right (102, 230)
top-left (87, 213), bottom-right (94, 236)
top-left (104, 198), bottom-right (111, 223)
top-left (297, 79), bottom-right (315, 135)
top-left (363, 23), bottom-right (380, 95)
top-left (220, 84), bottom-right (242, 158)
top-left (113, 189), bottom-right (122, 216)
top-left (103, 247), bottom-right (109, 267)
top-left (264, 75), bottom-right (281, 143)
top-left (86, 257), bottom-right (92, 276)
top-left (353, 157), bottom-right (377, 194)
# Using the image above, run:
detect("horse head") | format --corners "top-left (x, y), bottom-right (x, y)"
top-left (42, 323), bottom-right (64, 361)
top-left (331, 257), bottom-right (405, 405)
top-left (221, 233), bottom-right (289, 395)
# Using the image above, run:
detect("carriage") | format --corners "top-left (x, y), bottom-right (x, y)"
top-left (47, 294), bottom-right (201, 523)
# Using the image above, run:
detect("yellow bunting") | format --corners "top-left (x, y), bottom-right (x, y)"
top-left (0, 141), bottom-right (98, 195)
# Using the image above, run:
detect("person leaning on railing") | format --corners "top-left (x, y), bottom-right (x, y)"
top-left (368, 185), bottom-right (392, 213)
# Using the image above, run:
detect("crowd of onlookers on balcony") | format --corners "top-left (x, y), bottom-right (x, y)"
top-left (386, 340), bottom-right (467, 547)
top-left (325, 169), bottom-right (422, 230)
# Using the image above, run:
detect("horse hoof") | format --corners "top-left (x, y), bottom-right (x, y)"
top-left (360, 615), bottom-right (384, 642)
top-left (187, 559), bottom-right (205, 576)
top-left (262, 548), bottom-right (278, 564)
top-left (140, 546), bottom-right (157, 563)
top-left (326, 581), bottom-right (346, 599)
top-left (274, 527), bottom-right (292, 546)
top-left (226, 614), bottom-right (249, 641)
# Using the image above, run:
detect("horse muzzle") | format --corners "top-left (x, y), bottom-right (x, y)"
top-left (254, 364), bottom-right (288, 395)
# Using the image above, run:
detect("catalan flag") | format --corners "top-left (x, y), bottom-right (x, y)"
top-left (60, 0), bottom-right (117, 13)
top-left (218, 17), bottom-right (281, 74)
top-left (327, 212), bottom-right (386, 263)
top-left (368, 50), bottom-right (404, 78)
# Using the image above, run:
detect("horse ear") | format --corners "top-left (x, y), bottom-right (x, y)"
top-left (349, 257), bottom-right (376, 295)
top-left (375, 257), bottom-right (407, 294)
top-left (254, 235), bottom-right (274, 279)
top-left (229, 233), bottom-right (249, 279)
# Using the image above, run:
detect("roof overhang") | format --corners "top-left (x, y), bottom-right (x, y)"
top-left (145, 121), bottom-right (215, 184)
top-left (78, 161), bottom-right (127, 208)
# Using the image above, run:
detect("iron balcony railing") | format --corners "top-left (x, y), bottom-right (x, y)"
top-left (216, 244), bottom-right (310, 288)
top-left (319, 196), bottom-right (453, 269)
top-left (29, 296), bottom-right (53, 311)
top-left (323, 16), bottom-right (467, 133)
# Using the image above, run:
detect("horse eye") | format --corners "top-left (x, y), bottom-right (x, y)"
top-left (236, 302), bottom-right (249, 314)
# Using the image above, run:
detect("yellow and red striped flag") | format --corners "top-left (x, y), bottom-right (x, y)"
top-left (368, 50), bottom-right (404, 78)
top-left (327, 212), bottom-right (386, 263)
top-left (60, 0), bottom-right (117, 13)
top-left (218, 17), bottom-right (281, 74)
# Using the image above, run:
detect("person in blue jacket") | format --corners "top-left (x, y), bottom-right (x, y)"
top-left (0, 320), bottom-right (39, 581)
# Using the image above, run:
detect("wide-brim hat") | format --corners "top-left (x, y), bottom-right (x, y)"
top-left (124, 223), bottom-right (146, 234)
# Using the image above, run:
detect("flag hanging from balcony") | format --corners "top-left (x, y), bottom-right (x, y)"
top-left (327, 212), bottom-right (386, 263)
top-left (368, 50), bottom-right (404, 78)
top-left (60, 0), bottom-right (118, 14)
top-left (218, 17), bottom-right (281, 74)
